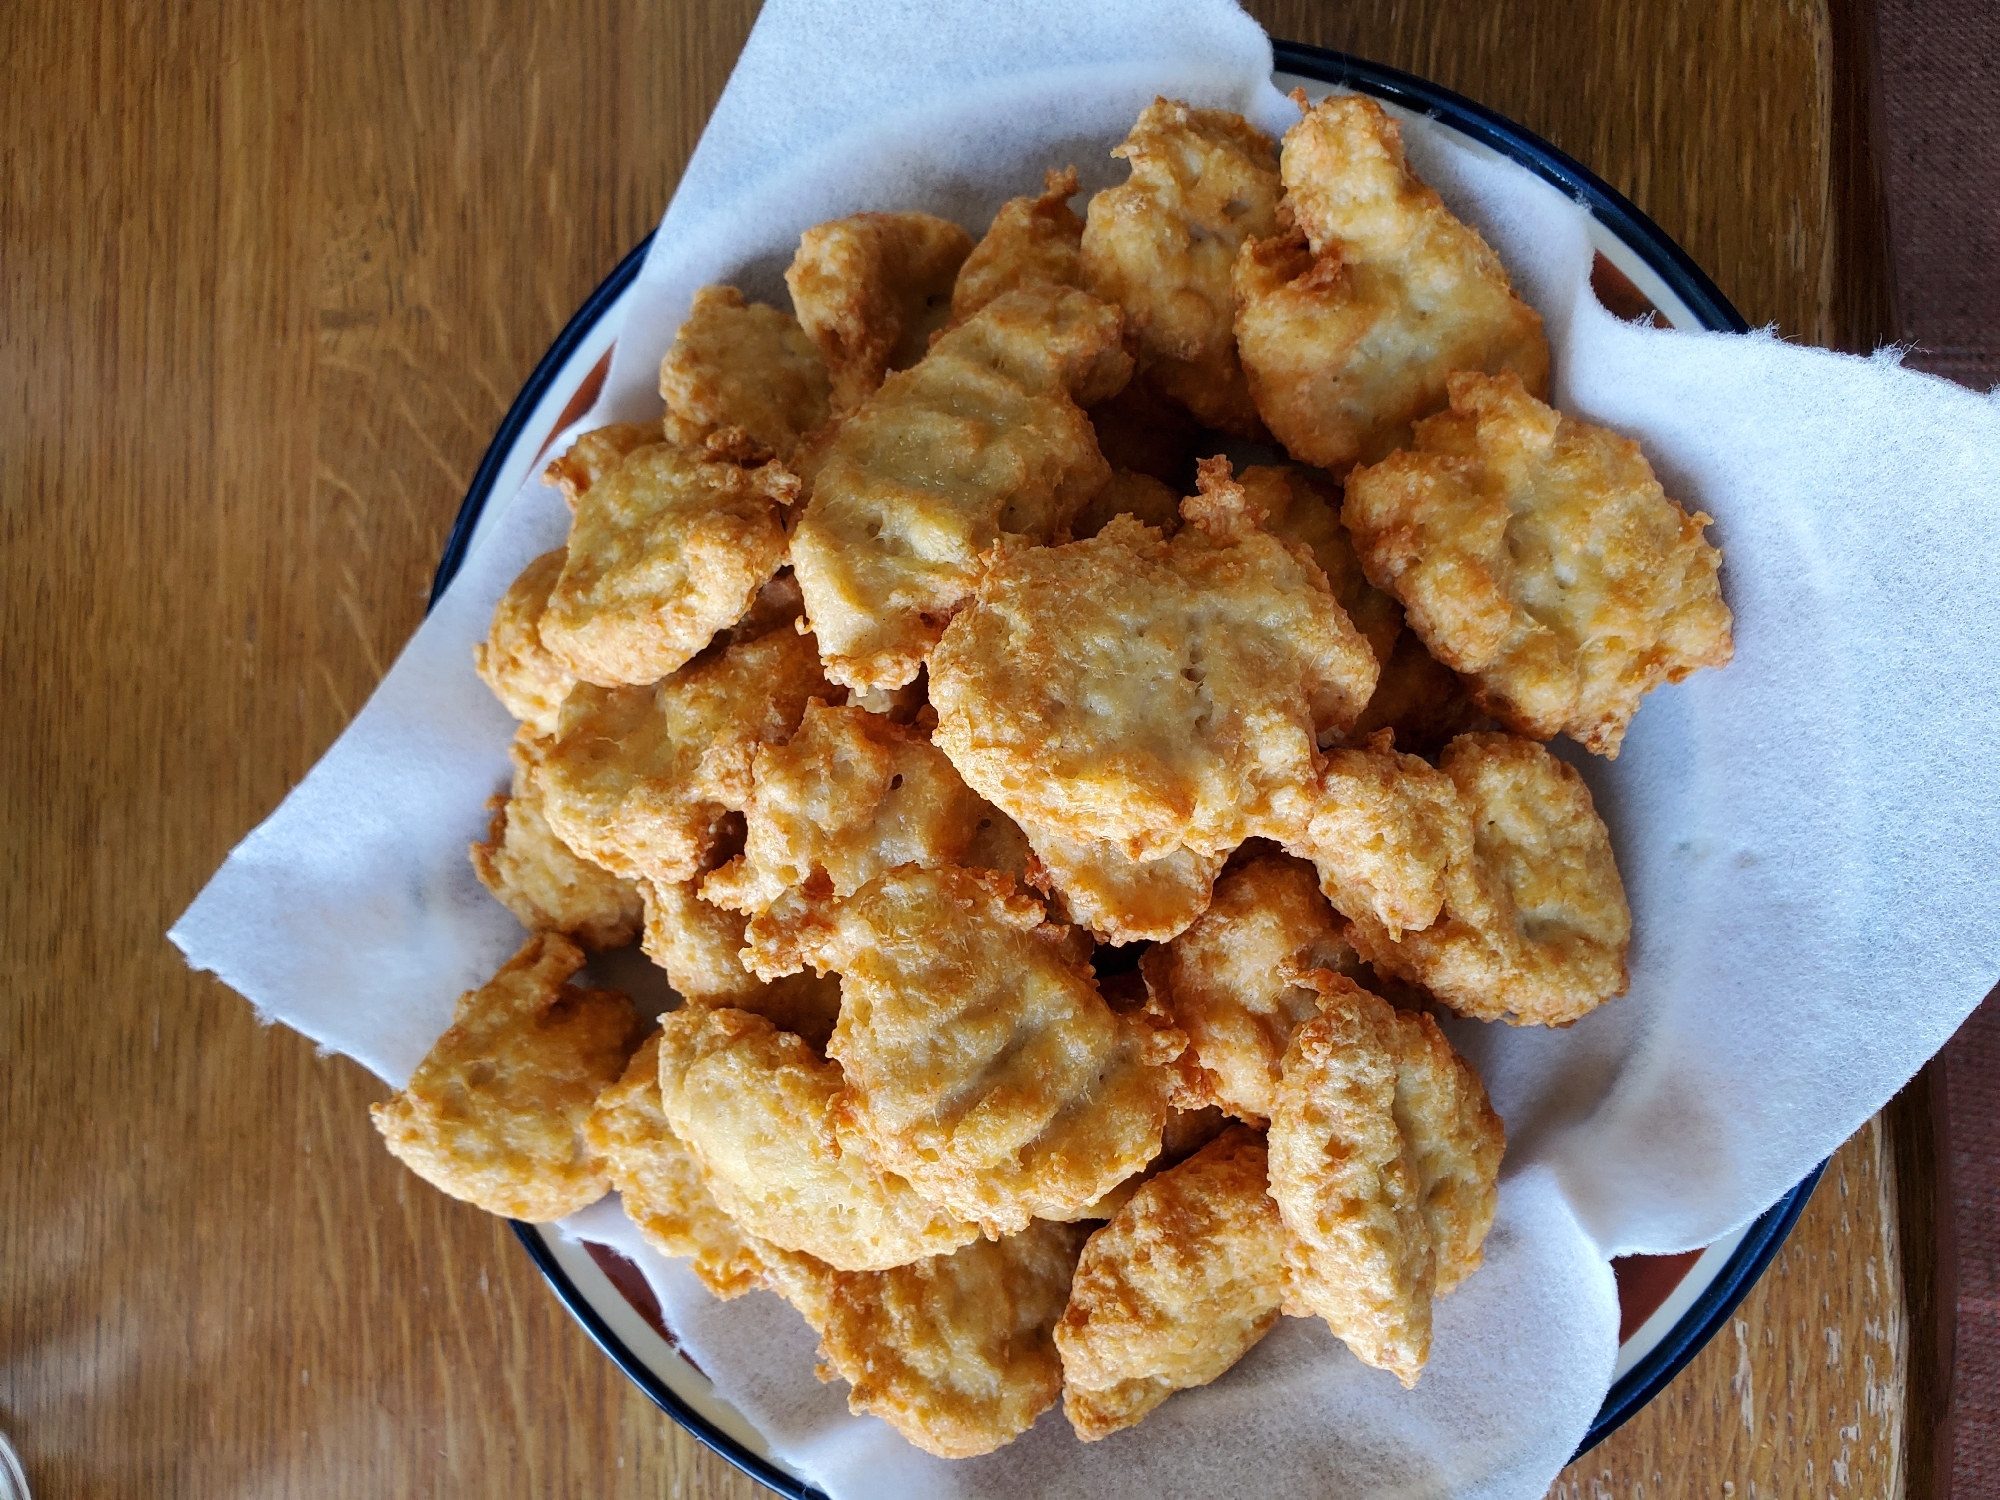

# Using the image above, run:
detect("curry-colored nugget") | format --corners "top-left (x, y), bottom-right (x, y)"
top-left (1234, 94), bottom-right (1549, 474)
top-left (1057, 1126), bottom-right (1288, 1439)
top-left (1346, 732), bottom-right (1631, 1026)
top-left (786, 211), bottom-right (975, 415)
top-left (1268, 975), bottom-right (1503, 1386)
top-left (538, 443), bottom-right (796, 689)
top-left (766, 1220), bottom-right (1087, 1459)
top-left (790, 283), bottom-right (1132, 692)
top-left (1344, 370), bottom-right (1733, 756)
top-left (1020, 820), bottom-right (1225, 945)
top-left (474, 549), bottom-right (578, 737)
top-left (951, 167), bottom-right (1085, 323)
top-left (472, 752), bottom-right (643, 951)
top-left (1081, 99), bottom-right (1282, 436)
top-left (370, 933), bottom-right (642, 1222)
top-left (655, 1005), bottom-right (979, 1271)
top-left (543, 422), bottom-right (661, 510)
top-left (1236, 464), bottom-right (1401, 668)
top-left (659, 285), bottom-right (832, 463)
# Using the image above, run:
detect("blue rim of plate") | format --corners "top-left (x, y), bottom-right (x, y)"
top-left (425, 42), bottom-right (1808, 1495)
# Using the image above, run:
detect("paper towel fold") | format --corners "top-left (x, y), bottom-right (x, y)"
top-left (171, 1), bottom-right (2000, 1494)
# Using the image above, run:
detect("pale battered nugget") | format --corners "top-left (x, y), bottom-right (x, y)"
top-left (472, 754), bottom-right (643, 951)
top-left (1237, 464), bottom-right (1402, 668)
top-left (1343, 370), bottom-right (1733, 756)
top-left (1141, 852), bottom-right (1359, 1121)
top-left (637, 879), bottom-right (844, 1047)
top-left (1080, 98), bottom-right (1282, 435)
top-left (790, 284), bottom-right (1132, 691)
top-left (795, 866), bottom-right (1182, 1234)
top-left (1020, 820), bottom-right (1226, 945)
top-left (659, 285), bottom-right (831, 462)
top-left (1346, 733), bottom-right (1631, 1026)
top-left (1234, 94), bottom-right (1549, 473)
top-left (1268, 975), bottom-right (1503, 1385)
top-left (538, 443), bottom-right (796, 688)
top-left (584, 1033), bottom-right (773, 1298)
top-left (370, 933), bottom-right (642, 1222)
top-left (766, 1220), bottom-right (1087, 1458)
top-left (655, 1005), bottom-right (979, 1271)
top-left (1067, 466), bottom-right (1183, 542)
top-left (1349, 628), bottom-right (1491, 757)
top-left (1057, 1126), bottom-right (1289, 1439)
top-left (473, 549), bottom-right (577, 736)
top-left (543, 422), bottom-right (660, 510)
top-left (951, 167), bottom-right (1085, 323)
top-left (786, 211), bottom-right (975, 414)
top-left (529, 626), bottom-right (832, 887)
top-left (930, 462), bottom-right (1379, 861)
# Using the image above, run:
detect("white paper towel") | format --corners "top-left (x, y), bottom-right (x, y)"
top-left (172, 1), bottom-right (2000, 1493)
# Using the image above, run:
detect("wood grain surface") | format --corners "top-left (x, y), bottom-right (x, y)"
top-left (0, 2), bottom-right (1911, 1497)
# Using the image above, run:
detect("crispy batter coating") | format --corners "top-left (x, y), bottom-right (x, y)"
top-left (1343, 370), bottom-right (1733, 756)
top-left (786, 211), bottom-right (975, 415)
top-left (951, 167), bottom-right (1085, 323)
top-left (1021, 820), bottom-right (1225, 945)
top-left (370, 934), bottom-right (642, 1222)
top-left (790, 284), bottom-right (1132, 692)
top-left (1080, 98), bottom-right (1282, 435)
top-left (543, 422), bottom-right (660, 510)
top-left (1236, 464), bottom-right (1402, 669)
top-left (472, 753), bottom-right (643, 951)
top-left (930, 461), bottom-right (1379, 861)
top-left (1234, 94), bottom-right (1549, 474)
top-left (584, 1033), bottom-right (774, 1298)
top-left (1268, 975), bottom-right (1503, 1385)
top-left (637, 879), bottom-right (844, 1047)
top-left (659, 285), bottom-right (832, 462)
top-left (1068, 466), bottom-right (1183, 542)
top-left (538, 444), bottom-right (797, 688)
top-left (1057, 1126), bottom-right (1288, 1439)
top-left (473, 549), bottom-right (578, 736)
top-left (654, 1005), bottom-right (979, 1271)
top-left (1142, 852), bottom-right (1360, 1122)
top-left (766, 1220), bottom-right (1087, 1458)
top-left (528, 627), bottom-right (833, 887)
top-left (789, 866), bottom-right (1182, 1234)
top-left (1346, 733), bottom-right (1631, 1026)
top-left (1349, 628), bottom-right (1490, 757)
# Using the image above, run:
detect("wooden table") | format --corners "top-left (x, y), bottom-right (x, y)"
top-left (0, 1), bottom-right (1921, 1495)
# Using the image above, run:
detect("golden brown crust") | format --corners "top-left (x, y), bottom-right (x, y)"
top-left (1235, 464), bottom-right (1402, 669)
top-left (659, 285), bottom-right (831, 462)
top-left (543, 422), bottom-right (660, 510)
top-left (1019, 819), bottom-right (1225, 944)
top-left (473, 549), bottom-right (579, 736)
top-left (1343, 369), bottom-right (1733, 756)
top-left (369, 934), bottom-right (642, 1222)
top-left (471, 754), bottom-right (643, 951)
top-left (951, 167), bottom-right (1085, 323)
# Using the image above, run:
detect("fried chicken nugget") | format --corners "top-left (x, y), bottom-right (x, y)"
top-left (538, 443), bottom-right (797, 688)
top-left (765, 1220), bottom-right (1088, 1459)
top-left (655, 1005), bottom-right (979, 1271)
top-left (543, 422), bottom-right (661, 510)
top-left (1346, 732), bottom-right (1631, 1026)
top-left (1141, 852), bottom-right (1359, 1122)
top-left (1343, 370), bottom-right (1734, 756)
top-left (370, 934), bottom-right (643, 1222)
top-left (1234, 94), bottom-right (1549, 474)
top-left (1056, 1125), bottom-right (1289, 1439)
top-left (474, 549), bottom-right (578, 736)
top-left (659, 285), bottom-right (832, 463)
top-left (789, 866), bottom-right (1182, 1234)
top-left (929, 460), bottom-right (1379, 862)
top-left (951, 167), bottom-right (1085, 323)
top-left (1236, 464), bottom-right (1402, 668)
top-left (528, 625), bottom-right (833, 887)
top-left (1080, 99), bottom-right (1283, 435)
top-left (637, 880), bottom-right (843, 1047)
top-left (789, 284), bottom-right (1132, 692)
top-left (584, 1033), bottom-right (774, 1298)
top-left (1067, 466), bottom-right (1183, 542)
top-left (1019, 820), bottom-right (1226, 945)
top-left (472, 750), bottom-right (643, 951)
top-left (1268, 975), bottom-right (1503, 1386)
top-left (786, 211), bottom-right (975, 415)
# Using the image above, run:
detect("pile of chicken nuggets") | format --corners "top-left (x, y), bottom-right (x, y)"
top-left (374, 91), bottom-right (1734, 1458)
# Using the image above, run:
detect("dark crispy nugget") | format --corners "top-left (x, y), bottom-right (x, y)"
top-left (1236, 464), bottom-right (1402, 669)
top-left (1268, 975), bottom-right (1503, 1386)
top-left (474, 549), bottom-right (578, 736)
top-left (766, 1220), bottom-right (1087, 1459)
top-left (1349, 629), bottom-right (1491, 757)
top-left (370, 934), bottom-right (642, 1222)
top-left (1057, 1126), bottom-right (1288, 1439)
top-left (1234, 94), bottom-right (1549, 474)
top-left (1344, 370), bottom-right (1733, 756)
top-left (790, 284), bottom-right (1131, 691)
top-left (786, 211), bottom-right (975, 415)
top-left (544, 422), bottom-right (661, 510)
top-left (659, 285), bottom-right (832, 463)
top-left (655, 1005), bottom-right (978, 1271)
top-left (528, 627), bottom-right (832, 887)
top-left (1020, 820), bottom-right (1226, 944)
top-left (1081, 99), bottom-right (1282, 435)
top-left (1067, 467), bottom-right (1183, 542)
top-left (539, 444), bottom-right (797, 688)
top-left (951, 167), bottom-right (1085, 323)
top-left (930, 460), bottom-right (1379, 862)
top-left (1346, 733), bottom-right (1631, 1026)
top-left (472, 753), bottom-right (643, 951)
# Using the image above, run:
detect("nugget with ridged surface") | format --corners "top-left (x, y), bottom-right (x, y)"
top-left (952, 167), bottom-right (1085, 322)
top-left (472, 752), bottom-right (643, 951)
top-left (659, 286), bottom-right (831, 463)
top-left (474, 549), bottom-right (577, 736)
